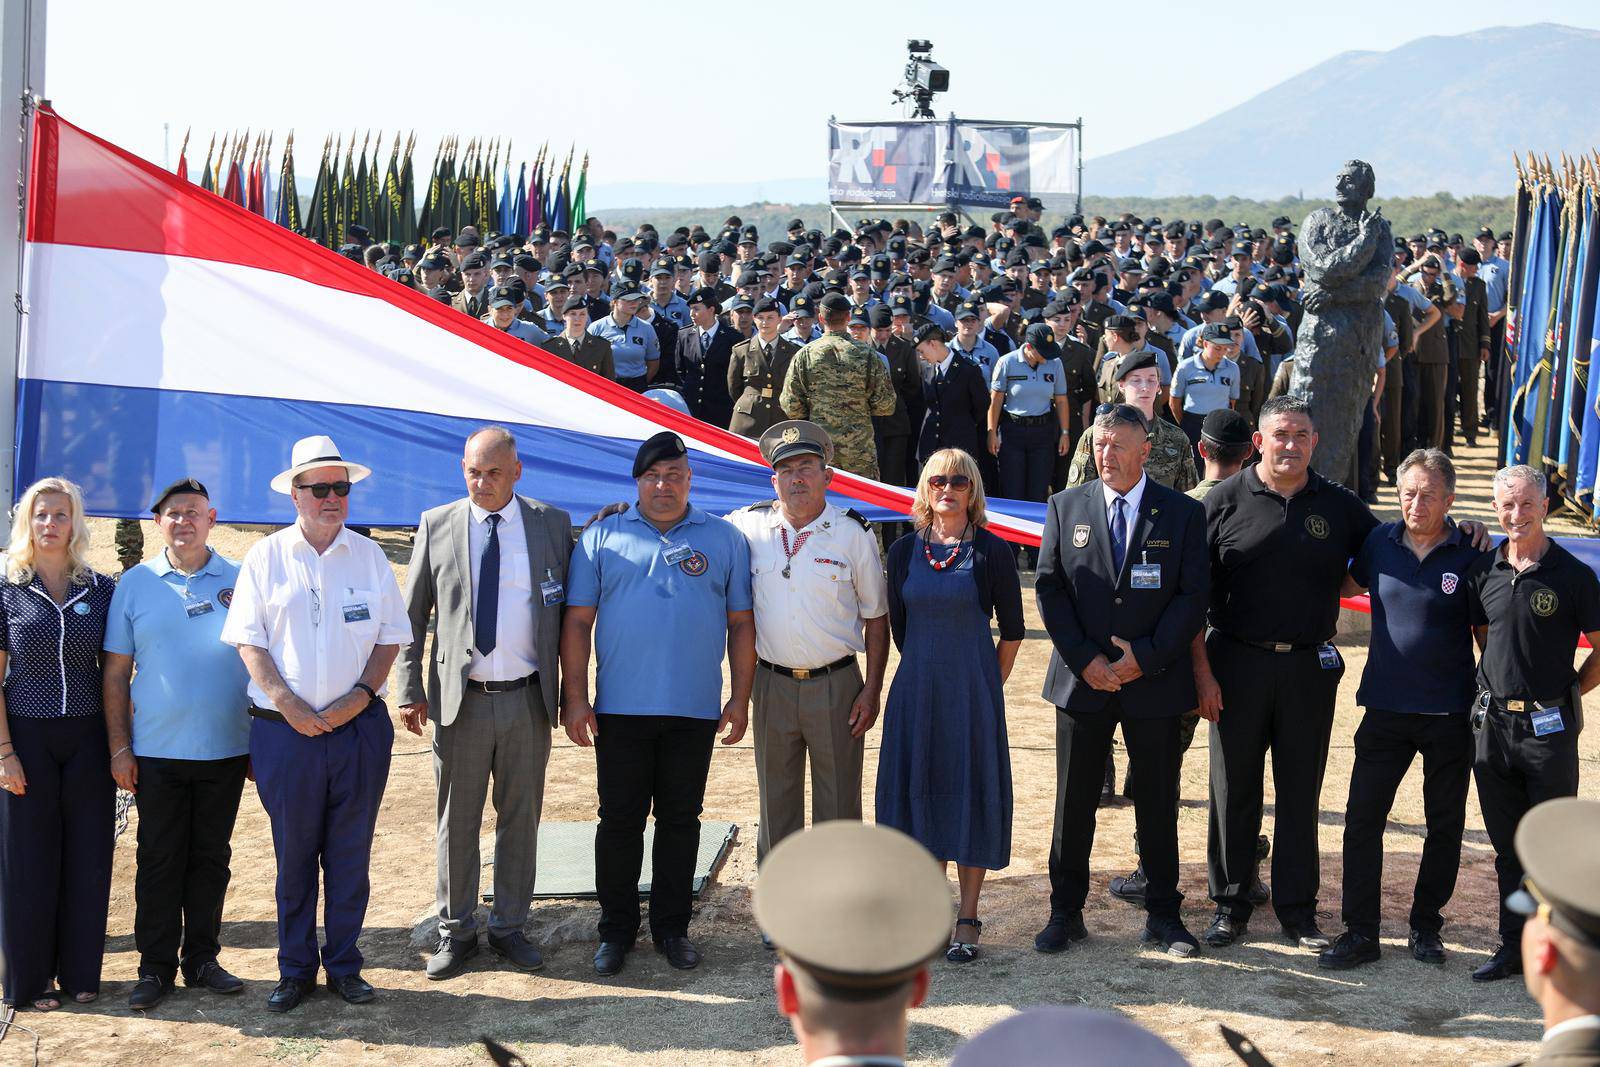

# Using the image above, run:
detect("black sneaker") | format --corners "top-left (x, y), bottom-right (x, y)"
top-left (1319, 930), bottom-right (1380, 970)
top-left (1141, 916), bottom-right (1199, 958)
top-left (1409, 929), bottom-right (1445, 964)
top-left (127, 975), bottom-right (172, 1011)
top-left (1108, 865), bottom-right (1147, 905)
top-left (1033, 912), bottom-right (1089, 953)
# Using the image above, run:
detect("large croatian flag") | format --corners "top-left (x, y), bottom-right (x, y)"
top-left (16, 109), bottom-right (1046, 542)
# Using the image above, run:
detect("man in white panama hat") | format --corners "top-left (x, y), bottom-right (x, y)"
top-left (220, 435), bottom-right (410, 1014)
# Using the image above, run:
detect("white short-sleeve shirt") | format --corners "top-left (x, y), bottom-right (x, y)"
top-left (220, 523), bottom-right (411, 711)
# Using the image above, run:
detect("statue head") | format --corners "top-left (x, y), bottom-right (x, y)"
top-left (1334, 160), bottom-right (1375, 209)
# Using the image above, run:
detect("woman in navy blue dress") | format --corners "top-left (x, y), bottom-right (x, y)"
top-left (876, 448), bottom-right (1025, 964)
top-left (0, 478), bottom-right (117, 1010)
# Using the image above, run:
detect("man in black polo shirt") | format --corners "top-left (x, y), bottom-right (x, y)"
top-left (1320, 449), bottom-right (1485, 971)
top-left (1199, 395), bottom-right (1376, 952)
top-left (1465, 463), bottom-right (1600, 983)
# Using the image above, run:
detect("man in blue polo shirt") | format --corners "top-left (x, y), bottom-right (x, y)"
top-left (1320, 449), bottom-right (1485, 971)
top-left (561, 432), bottom-right (755, 978)
top-left (103, 478), bottom-right (252, 1010)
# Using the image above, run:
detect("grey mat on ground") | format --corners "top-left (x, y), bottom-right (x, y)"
top-left (480, 820), bottom-right (737, 902)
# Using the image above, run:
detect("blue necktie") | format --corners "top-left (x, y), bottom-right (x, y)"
top-left (475, 513), bottom-right (500, 656)
top-left (1111, 497), bottom-right (1128, 575)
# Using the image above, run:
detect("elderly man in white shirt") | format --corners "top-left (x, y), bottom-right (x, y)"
top-left (220, 435), bottom-right (409, 1015)
top-left (724, 422), bottom-right (889, 904)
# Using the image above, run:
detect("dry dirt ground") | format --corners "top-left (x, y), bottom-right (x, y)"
top-left (4, 439), bottom-right (1597, 1066)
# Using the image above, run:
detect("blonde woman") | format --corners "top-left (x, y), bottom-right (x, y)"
top-left (875, 448), bottom-right (1024, 965)
top-left (0, 477), bottom-right (117, 1011)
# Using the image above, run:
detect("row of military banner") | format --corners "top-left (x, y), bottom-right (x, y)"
top-left (175, 129), bottom-right (591, 248)
top-left (1504, 150), bottom-right (1600, 520)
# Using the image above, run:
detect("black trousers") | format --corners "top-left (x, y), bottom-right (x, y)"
top-left (1485, 317), bottom-right (1506, 425)
top-left (1474, 704), bottom-right (1580, 942)
top-left (998, 421), bottom-right (1058, 503)
top-left (1357, 399), bottom-right (1378, 499)
top-left (594, 714), bottom-right (717, 943)
top-left (1050, 703), bottom-right (1183, 919)
top-left (1339, 710), bottom-right (1472, 939)
top-left (1401, 355), bottom-right (1421, 455)
top-left (133, 754), bottom-right (249, 983)
top-left (0, 714), bottom-right (115, 1006)
top-left (1206, 634), bottom-right (1340, 926)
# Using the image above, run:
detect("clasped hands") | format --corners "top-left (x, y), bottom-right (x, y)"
top-left (283, 688), bottom-right (370, 737)
top-left (1083, 636), bottom-right (1143, 692)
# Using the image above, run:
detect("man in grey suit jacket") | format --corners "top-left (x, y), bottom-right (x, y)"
top-left (399, 426), bottom-right (572, 980)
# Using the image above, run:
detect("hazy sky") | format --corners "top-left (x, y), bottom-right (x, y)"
top-left (43, 1), bottom-right (1600, 194)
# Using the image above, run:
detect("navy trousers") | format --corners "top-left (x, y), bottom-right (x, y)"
top-left (250, 699), bottom-right (392, 981)
top-left (997, 420), bottom-right (1059, 503)
top-left (0, 714), bottom-right (115, 1005)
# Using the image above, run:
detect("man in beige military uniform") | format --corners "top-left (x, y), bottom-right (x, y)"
top-left (1502, 798), bottom-right (1600, 1067)
top-left (725, 422), bottom-right (889, 887)
top-left (754, 822), bottom-right (952, 1067)
top-left (727, 297), bottom-right (800, 439)
top-left (780, 293), bottom-right (897, 479)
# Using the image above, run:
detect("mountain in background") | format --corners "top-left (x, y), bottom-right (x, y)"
top-left (588, 177), bottom-right (825, 212)
top-left (1084, 22), bottom-right (1599, 198)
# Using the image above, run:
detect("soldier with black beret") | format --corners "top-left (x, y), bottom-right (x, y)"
top-left (543, 296), bottom-right (614, 380)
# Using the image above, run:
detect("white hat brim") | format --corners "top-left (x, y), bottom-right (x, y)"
top-left (270, 461), bottom-right (373, 496)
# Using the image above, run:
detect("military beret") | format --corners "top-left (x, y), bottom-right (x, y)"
top-left (1117, 256), bottom-right (1143, 273)
top-left (696, 250), bottom-right (722, 271)
top-left (817, 292), bottom-right (851, 315)
top-left (632, 431), bottom-right (688, 479)
top-left (932, 256), bottom-right (959, 274)
top-left (561, 295), bottom-right (587, 314)
top-left (453, 232), bottom-right (480, 248)
top-left (512, 253), bottom-right (539, 272)
top-left (1200, 408), bottom-right (1253, 447)
top-left (686, 286), bottom-right (722, 309)
top-left (912, 322), bottom-right (946, 346)
top-left (1458, 248), bottom-right (1482, 265)
top-left (1105, 313), bottom-right (1142, 332)
top-left (735, 269), bottom-right (761, 289)
top-left (150, 477), bottom-right (209, 514)
top-left (460, 251), bottom-right (489, 270)
top-left (1114, 349), bottom-right (1159, 381)
top-left (867, 304), bottom-right (892, 329)
top-left (728, 295), bottom-right (754, 312)
top-left (752, 296), bottom-right (782, 315)
top-left (1041, 298), bottom-right (1072, 318)
top-left (758, 420), bottom-right (832, 467)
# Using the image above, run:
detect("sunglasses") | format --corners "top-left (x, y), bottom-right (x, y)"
top-left (1096, 402), bottom-right (1151, 434)
top-left (294, 480), bottom-right (352, 499)
top-left (927, 474), bottom-right (973, 491)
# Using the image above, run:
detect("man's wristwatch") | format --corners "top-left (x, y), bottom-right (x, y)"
top-left (353, 682), bottom-right (377, 701)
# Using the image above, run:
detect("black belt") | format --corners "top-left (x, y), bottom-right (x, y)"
top-left (248, 704), bottom-right (287, 724)
top-left (758, 655), bottom-right (856, 681)
top-left (1217, 632), bottom-right (1320, 653)
top-left (1490, 696), bottom-right (1566, 714)
top-left (1002, 412), bottom-right (1056, 426)
top-left (467, 673), bottom-right (536, 693)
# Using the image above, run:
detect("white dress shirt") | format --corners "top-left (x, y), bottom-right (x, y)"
top-left (221, 523), bottom-right (411, 711)
top-left (467, 498), bottom-right (538, 682)
top-left (726, 502), bottom-right (888, 669)
top-left (1101, 472), bottom-right (1148, 539)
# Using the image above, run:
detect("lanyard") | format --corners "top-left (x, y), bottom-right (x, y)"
top-left (780, 526), bottom-right (813, 580)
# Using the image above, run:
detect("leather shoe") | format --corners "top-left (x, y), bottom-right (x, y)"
top-left (185, 960), bottom-right (243, 995)
top-left (1472, 944), bottom-right (1523, 982)
top-left (1141, 916), bottom-right (1199, 957)
top-left (1283, 921), bottom-right (1332, 950)
top-left (594, 941), bottom-right (630, 976)
top-left (1108, 866), bottom-right (1147, 905)
top-left (426, 934), bottom-right (479, 981)
top-left (1319, 930), bottom-right (1381, 970)
top-left (1410, 929), bottom-right (1446, 964)
top-left (1249, 878), bottom-right (1272, 905)
top-left (1033, 912), bottom-right (1089, 954)
top-left (265, 976), bottom-right (314, 1014)
top-left (488, 930), bottom-right (544, 972)
top-left (327, 972), bottom-right (376, 1005)
top-left (1100, 753), bottom-right (1116, 807)
top-left (128, 975), bottom-right (172, 1010)
top-left (1203, 913), bottom-right (1247, 948)
top-left (655, 936), bottom-right (701, 970)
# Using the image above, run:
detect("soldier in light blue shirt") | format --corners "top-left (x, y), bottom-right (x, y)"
top-left (560, 432), bottom-right (755, 976)
top-left (103, 478), bottom-right (252, 1008)
top-left (588, 286), bottom-right (660, 390)
top-left (650, 264), bottom-right (693, 329)
top-left (949, 301), bottom-right (1000, 376)
top-left (1169, 323), bottom-right (1240, 461)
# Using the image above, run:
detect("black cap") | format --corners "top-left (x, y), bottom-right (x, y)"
top-left (1114, 349), bottom-right (1159, 382)
top-left (460, 251), bottom-right (489, 270)
top-left (150, 477), bottom-right (209, 514)
top-left (687, 286), bottom-right (722, 309)
top-left (1023, 322), bottom-right (1062, 360)
top-left (488, 285), bottom-right (520, 309)
top-left (697, 250), bottom-right (722, 271)
top-left (1200, 321), bottom-right (1238, 345)
top-left (817, 292), bottom-right (851, 316)
top-left (1200, 408), bottom-right (1253, 447)
top-left (753, 296), bottom-right (782, 315)
top-left (419, 251), bottom-right (451, 270)
top-left (1458, 247), bottom-right (1482, 265)
top-left (912, 322), bottom-right (946, 346)
top-left (561, 295), bottom-right (588, 315)
top-left (632, 432), bottom-right (688, 478)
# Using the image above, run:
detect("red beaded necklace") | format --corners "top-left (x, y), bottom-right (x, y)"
top-left (923, 521), bottom-right (971, 571)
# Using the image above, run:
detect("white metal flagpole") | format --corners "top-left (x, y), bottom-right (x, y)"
top-left (0, 0), bottom-right (46, 512)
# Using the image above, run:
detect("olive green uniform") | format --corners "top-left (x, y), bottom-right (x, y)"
top-left (780, 330), bottom-right (898, 479)
top-left (114, 518), bottom-right (144, 572)
top-left (726, 335), bottom-right (799, 439)
top-left (544, 332), bottom-right (616, 380)
top-left (1065, 415), bottom-right (1197, 492)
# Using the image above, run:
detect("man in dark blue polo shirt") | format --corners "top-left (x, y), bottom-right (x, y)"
top-left (1320, 449), bottom-right (1485, 971)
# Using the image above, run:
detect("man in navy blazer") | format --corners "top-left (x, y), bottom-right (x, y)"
top-left (1032, 403), bottom-right (1209, 957)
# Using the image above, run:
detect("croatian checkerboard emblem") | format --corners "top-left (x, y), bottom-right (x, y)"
top-left (1072, 524), bottom-right (1090, 548)
top-left (1441, 572), bottom-right (1458, 595)
top-left (680, 551), bottom-right (709, 576)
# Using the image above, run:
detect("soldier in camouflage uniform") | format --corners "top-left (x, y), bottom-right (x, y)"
top-left (114, 518), bottom-right (144, 573)
top-left (779, 292), bottom-right (897, 480)
top-left (1065, 350), bottom-right (1197, 492)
